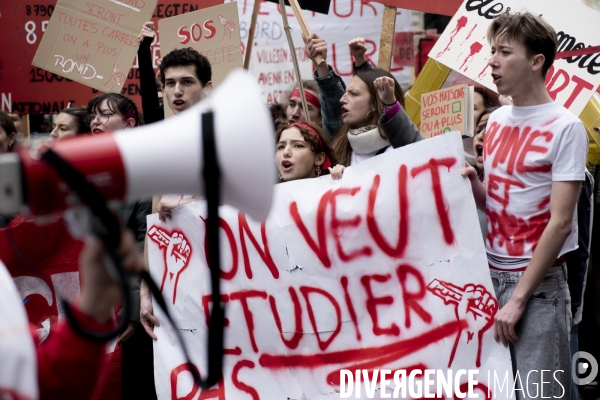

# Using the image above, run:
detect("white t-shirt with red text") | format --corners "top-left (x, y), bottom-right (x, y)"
top-left (483, 103), bottom-right (588, 268)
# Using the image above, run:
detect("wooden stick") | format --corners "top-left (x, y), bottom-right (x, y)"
top-left (378, 5), bottom-right (397, 71)
top-left (287, 0), bottom-right (325, 65)
top-left (279, 0), bottom-right (310, 122)
top-left (243, 0), bottom-right (261, 70)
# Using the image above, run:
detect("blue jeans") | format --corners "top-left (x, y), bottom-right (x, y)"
top-left (491, 265), bottom-right (572, 400)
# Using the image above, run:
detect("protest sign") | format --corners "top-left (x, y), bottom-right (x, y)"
top-left (249, 43), bottom-right (312, 104)
top-left (0, 0), bottom-right (221, 115)
top-left (0, 0), bottom-right (413, 115)
top-left (158, 2), bottom-right (242, 88)
top-left (392, 30), bottom-right (437, 69)
top-left (31, 0), bottom-right (158, 93)
top-left (148, 132), bottom-right (513, 400)
top-left (420, 84), bottom-right (474, 138)
top-left (429, 0), bottom-right (600, 116)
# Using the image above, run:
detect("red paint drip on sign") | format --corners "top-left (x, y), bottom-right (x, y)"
top-left (462, 24), bottom-right (478, 44)
top-left (460, 41), bottom-right (483, 71)
top-left (437, 16), bottom-right (468, 57)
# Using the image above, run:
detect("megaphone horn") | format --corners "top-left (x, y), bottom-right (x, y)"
top-left (0, 70), bottom-right (276, 222)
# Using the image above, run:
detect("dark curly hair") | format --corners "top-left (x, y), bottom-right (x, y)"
top-left (275, 121), bottom-right (338, 176)
top-left (87, 93), bottom-right (141, 127)
top-left (474, 87), bottom-right (500, 109)
top-left (60, 107), bottom-right (91, 134)
top-left (0, 111), bottom-right (17, 138)
top-left (160, 48), bottom-right (212, 87)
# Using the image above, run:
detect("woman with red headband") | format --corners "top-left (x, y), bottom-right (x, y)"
top-left (276, 121), bottom-right (340, 182)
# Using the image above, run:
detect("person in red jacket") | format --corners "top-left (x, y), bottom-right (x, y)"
top-left (0, 230), bottom-right (143, 400)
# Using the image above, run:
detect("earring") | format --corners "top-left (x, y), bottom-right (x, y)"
top-left (279, 173), bottom-right (283, 180)
top-left (314, 165), bottom-right (321, 177)
top-left (365, 110), bottom-right (373, 123)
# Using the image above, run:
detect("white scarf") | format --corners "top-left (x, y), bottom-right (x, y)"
top-left (0, 261), bottom-right (38, 400)
top-left (347, 125), bottom-right (390, 154)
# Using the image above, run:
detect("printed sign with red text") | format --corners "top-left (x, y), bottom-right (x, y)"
top-left (148, 132), bottom-right (513, 400)
top-left (429, 0), bottom-right (600, 116)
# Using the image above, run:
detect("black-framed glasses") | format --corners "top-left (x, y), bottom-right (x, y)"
top-left (85, 111), bottom-right (116, 127)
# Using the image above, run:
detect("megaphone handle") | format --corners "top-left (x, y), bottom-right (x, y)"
top-left (144, 110), bottom-right (226, 389)
top-left (200, 110), bottom-right (225, 388)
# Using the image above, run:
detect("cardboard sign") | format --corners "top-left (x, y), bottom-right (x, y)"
top-left (0, 0), bottom-right (222, 115)
top-left (421, 84), bottom-right (474, 138)
top-left (429, 0), bottom-right (600, 116)
top-left (149, 132), bottom-right (513, 400)
top-left (31, 0), bottom-right (158, 93)
top-left (1, 1), bottom-right (414, 115)
top-left (249, 43), bottom-right (313, 104)
top-left (158, 2), bottom-right (242, 89)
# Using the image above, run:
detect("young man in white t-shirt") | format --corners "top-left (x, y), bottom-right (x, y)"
top-left (463, 12), bottom-right (588, 399)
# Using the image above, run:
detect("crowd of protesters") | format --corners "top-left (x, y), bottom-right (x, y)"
top-left (0, 9), bottom-right (597, 400)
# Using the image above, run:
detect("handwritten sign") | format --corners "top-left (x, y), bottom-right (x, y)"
top-left (429, 0), bottom-right (600, 116)
top-left (421, 84), bottom-right (473, 138)
top-left (31, 0), bottom-right (158, 92)
top-left (158, 2), bottom-right (242, 88)
top-left (1, 1), bottom-right (415, 115)
top-left (249, 43), bottom-right (312, 104)
top-left (148, 132), bottom-right (513, 399)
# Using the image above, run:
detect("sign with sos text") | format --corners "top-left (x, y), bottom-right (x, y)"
top-left (158, 2), bottom-right (242, 88)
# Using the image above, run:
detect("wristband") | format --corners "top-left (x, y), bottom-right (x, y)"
top-left (382, 100), bottom-right (397, 108)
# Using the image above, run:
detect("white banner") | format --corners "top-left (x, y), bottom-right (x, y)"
top-left (233, 0), bottom-right (414, 92)
top-left (249, 43), bottom-right (313, 104)
top-left (148, 132), bottom-right (513, 400)
top-left (429, 0), bottom-right (600, 116)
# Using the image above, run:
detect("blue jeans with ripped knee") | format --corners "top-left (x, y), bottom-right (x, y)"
top-left (490, 265), bottom-right (572, 400)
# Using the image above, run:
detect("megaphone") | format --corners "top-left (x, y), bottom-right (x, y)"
top-left (0, 70), bottom-right (275, 221)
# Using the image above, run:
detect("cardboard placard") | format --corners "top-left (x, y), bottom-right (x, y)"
top-left (429, 0), bottom-right (600, 116)
top-left (420, 83), bottom-right (473, 138)
top-left (249, 43), bottom-right (312, 104)
top-left (149, 132), bottom-right (513, 400)
top-left (31, 0), bottom-right (158, 93)
top-left (158, 2), bottom-right (242, 89)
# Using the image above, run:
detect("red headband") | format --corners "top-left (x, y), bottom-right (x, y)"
top-left (289, 122), bottom-right (332, 171)
top-left (290, 88), bottom-right (321, 109)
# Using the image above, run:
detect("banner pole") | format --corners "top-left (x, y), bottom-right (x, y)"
top-left (243, 0), bottom-right (261, 70)
top-left (288, 0), bottom-right (324, 65)
top-left (378, 5), bottom-right (397, 71)
top-left (278, 0), bottom-right (311, 122)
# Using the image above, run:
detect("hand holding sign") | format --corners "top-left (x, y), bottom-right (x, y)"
top-left (303, 33), bottom-right (329, 77)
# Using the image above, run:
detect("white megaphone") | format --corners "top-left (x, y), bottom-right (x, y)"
top-left (0, 70), bottom-right (275, 221)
